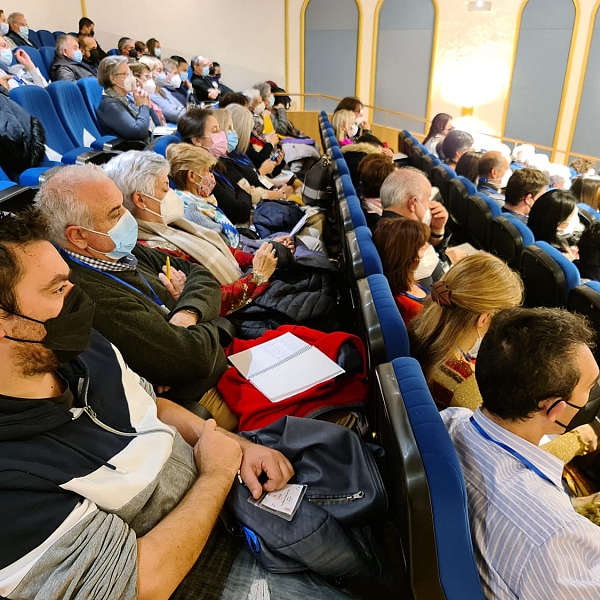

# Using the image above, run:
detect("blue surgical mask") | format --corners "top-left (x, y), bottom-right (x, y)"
top-left (269, 95), bottom-right (275, 107)
top-left (154, 48), bottom-right (162, 58)
top-left (180, 70), bottom-right (188, 82)
top-left (83, 210), bottom-right (138, 260)
top-left (72, 50), bottom-right (83, 63)
top-left (0, 48), bottom-right (12, 67)
top-left (19, 26), bottom-right (29, 39)
top-left (226, 130), bottom-right (238, 152)
top-left (0, 23), bottom-right (9, 36)
top-left (202, 65), bottom-right (210, 77)
top-left (155, 72), bottom-right (168, 88)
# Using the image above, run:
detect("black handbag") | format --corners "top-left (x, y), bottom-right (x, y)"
top-left (226, 416), bottom-right (388, 580)
top-left (301, 156), bottom-right (334, 209)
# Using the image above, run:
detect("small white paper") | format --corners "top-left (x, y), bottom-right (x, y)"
top-left (259, 484), bottom-right (306, 517)
top-left (289, 214), bottom-right (308, 237)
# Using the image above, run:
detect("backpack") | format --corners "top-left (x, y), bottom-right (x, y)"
top-left (225, 416), bottom-right (389, 581)
top-left (301, 155), bottom-right (334, 209)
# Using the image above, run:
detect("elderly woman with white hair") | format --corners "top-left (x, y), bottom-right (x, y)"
top-left (150, 57), bottom-right (186, 124)
top-left (104, 150), bottom-right (278, 316)
top-left (253, 81), bottom-right (291, 136)
top-left (96, 55), bottom-right (160, 143)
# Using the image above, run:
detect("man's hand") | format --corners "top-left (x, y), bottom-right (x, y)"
top-left (429, 200), bottom-right (448, 234)
top-left (169, 310), bottom-right (197, 328)
top-left (237, 439), bottom-right (294, 499)
top-left (193, 419), bottom-right (242, 478)
top-left (273, 235), bottom-right (295, 252)
top-left (445, 247), bottom-right (468, 265)
top-left (14, 48), bottom-right (35, 70)
top-left (159, 267), bottom-right (187, 301)
top-left (207, 88), bottom-right (219, 100)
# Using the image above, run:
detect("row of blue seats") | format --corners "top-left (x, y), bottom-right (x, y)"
top-left (317, 110), bottom-right (485, 600)
top-left (17, 28), bottom-right (69, 50)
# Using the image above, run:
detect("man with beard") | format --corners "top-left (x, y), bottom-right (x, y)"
top-left (0, 209), bottom-right (353, 599)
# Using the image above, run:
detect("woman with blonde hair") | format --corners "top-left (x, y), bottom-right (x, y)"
top-left (409, 252), bottom-right (595, 464)
top-left (332, 109), bottom-right (357, 146)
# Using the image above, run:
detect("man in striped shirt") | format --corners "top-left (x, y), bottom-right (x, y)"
top-left (443, 307), bottom-right (600, 599)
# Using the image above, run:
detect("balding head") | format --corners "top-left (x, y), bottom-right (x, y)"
top-left (380, 167), bottom-right (432, 221)
top-left (478, 151), bottom-right (509, 181)
top-left (35, 164), bottom-right (131, 261)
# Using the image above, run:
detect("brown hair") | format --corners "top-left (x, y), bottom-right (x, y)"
top-left (373, 219), bottom-right (430, 296)
top-left (504, 168), bottom-right (549, 207)
top-left (571, 176), bottom-right (600, 211)
top-left (570, 158), bottom-right (595, 175)
top-left (358, 154), bottom-right (396, 198)
top-left (166, 143), bottom-right (216, 191)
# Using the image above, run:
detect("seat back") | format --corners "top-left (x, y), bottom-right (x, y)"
top-left (27, 29), bottom-right (41, 48)
top-left (578, 202), bottom-right (600, 228)
top-left (77, 77), bottom-right (103, 125)
top-left (346, 194), bottom-right (367, 229)
top-left (53, 31), bottom-right (65, 40)
top-left (36, 29), bottom-right (56, 47)
top-left (465, 192), bottom-right (500, 250)
top-left (9, 85), bottom-right (75, 157)
top-left (430, 164), bottom-right (455, 204)
top-left (521, 241), bottom-right (581, 307)
top-left (335, 159), bottom-right (350, 178)
top-left (346, 226), bottom-right (383, 282)
top-left (0, 185), bottom-right (36, 212)
top-left (446, 177), bottom-right (471, 242)
top-left (568, 282), bottom-right (600, 364)
top-left (47, 81), bottom-right (102, 147)
top-left (39, 46), bottom-right (55, 74)
top-left (152, 135), bottom-right (180, 157)
top-left (489, 214), bottom-right (534, 269)
top-left (375, 358), bottom-right (485, 600)
top-left (16, 46), bottom-right (49, 79)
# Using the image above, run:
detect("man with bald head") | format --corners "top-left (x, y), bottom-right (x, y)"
top-left (477, 150), bottom-right (510, 206)
top-left (35, 163), bottom-right (236, 428)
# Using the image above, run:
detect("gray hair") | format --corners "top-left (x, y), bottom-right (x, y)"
top-left (7, 13), bottom-right (23, 26)
top-left (55, 34), bottom-right (76, 54)
top-left (35, 164), bottom-right (107, 246)
top-left (381, 167), bottom-right (429, 210)
top-left (104, 151), bottom-right (170, 211)
top-left (117, 37), bottom-right (133, 53)
top-left (161, 57), bottom-right (177, 75)
top-left (97, 55), bottom-right (127, 89)
top-left (191, 55), bottom-right (207, 67)
top-left (253, 82), bottom-right (271, 101)
top-left (226, 104), bottom-right (253, 153)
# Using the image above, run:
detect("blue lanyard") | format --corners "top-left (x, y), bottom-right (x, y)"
top-left (228, 152), bottom-right (253, 168)
top-left (469, 415), bottom-right (563, 491)
top-left (67, 254), bottom-right (169, 313)
top-left (212, 169), bottom-right (235, 191)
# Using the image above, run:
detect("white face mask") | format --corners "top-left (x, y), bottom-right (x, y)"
top-left (143, 189), bottom-right (184, 225)
top-left (558, 211), bottom-right (579, 237)
top-left (500, 169), bottom-right (512, 189)
top-left (467, 334), bottom-right (483, 359)
top-left (169, 74), bottom-right (182, 89)
top-left (417, 199), bottom-right (432, 226)
top-left (414, 244), bottom-right (439, 281)
top-left (143, 79), bottom-right (156, 95)
top-left (254, 102), bottom-right (266, 115)
top-left (349, 123), bottom-right (359, 137)
top-left (123, 74), bottom-right (137, 93)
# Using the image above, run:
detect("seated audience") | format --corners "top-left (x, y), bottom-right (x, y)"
top-left (343, 133), bottom-right (394, 188)
top-left (575, 221), bottom-right (600, 282)
top-left (373, 218), bottom-right (430, 324)
top-left (191, 55), bottom-right (230, 102)
top-left (151, 57), bottom-right (186, 124)
top-left (477, 150), bottom-right (511, 205)
top-left (528, 190), bottom-right (580, 260)
top-left (78, 17), bottom-right (107, 59)
top-left (35, 163), bottom-right (233, 425)
top-left (502, 167), bottom-right (549, 223)
top-left (134, 40), bottom-right (148, 56)
top-left (96, 56), bottom-right (160, 144)
top-left (78, 34), bottom-right (101, 72)
top-left (6, 12), bottom-right (37, 48)
top-left (254, 81), bottom-right (294, 137)
top-left (423, 112), bottom-right (453, 157)
top-left (546, 163), bottom-right (573, 190)
top-left (455, 150), bottom-right (482, 184)
top-left (438, 129), bottom-right (474, 169)
top-left (177, 108), bottom-right (255, 223)
top-left (511, 143), bottom-right (536, 168)
top-left (105, 151), bottom-right (278, 316)
top-left (0, 210), bottom-right (355, 600)
top-left (357, 153), bottom-right (396, 227)
top-left (170, 54), bottom-right (192, 105)
top-left (129, 61), bottom-right (166, 125)
top-left (118, 36), bottom-right (136, 59)
top-left (409, 253), bottom-right (523, 406)
top-left (571, 157), bottom-right (596, 176)
top-left (571, 175), bottom-right (600, 211)
top-left (220, 91), bottom-right (249, 108)
top-left (443, 307), bottom-right (600, 598)
top-left (50, 35), bottom-right (96, 82)
top-left (0, 10), bottom-right (15, 49)
top-left (332, 109), bottom-right (358, 145)
top-left (0, 35), bottom-right (48, 88)
top-left (147, 37), bottom-right (161, 58)
top-left (333, 96), bottom-right (371, 137)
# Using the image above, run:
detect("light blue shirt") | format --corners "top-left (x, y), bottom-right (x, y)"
top-left (443, 407), bottom-right (600, 599)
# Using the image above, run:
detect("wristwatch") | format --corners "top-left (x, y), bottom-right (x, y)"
top-left (430, 231), bottom-right (444, 239)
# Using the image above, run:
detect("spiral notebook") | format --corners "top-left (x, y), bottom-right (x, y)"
top-left (228, 332), bottom-right (345, 403)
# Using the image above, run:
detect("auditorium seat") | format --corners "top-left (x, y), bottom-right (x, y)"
top-left (346, 194), bottom-right (367, 229)
top-left (430, 163), bottom-right (456, 205)
top-left (335, 159), bottom-right (350, 178)
top-left (521, 241), bottom-right (581, 307)
top-left (577, 202), bottom-right (600, 227)
top-left (16, 46), bottom-right (49, 79)
top-left (27, 29), bottom-right (41, 48)
top-left (374, 358), bottom-right (485, 600)
top-left (53, 31), bottom-right (65, 40)
top-left (568, 282), bottom-right (600, 364)
top-left (35, 30), bottom-right (56, 48)
top-left (489, 214), bottom-right (534, 269)
top-left (77, 77), bottom-right (103, 126)
top-left (346, 226), bottom-right (383, 283)
top-left (152, 135), bottom-right (180, 157)
top-left (446, 176), bottom-right (473, 243)
top-left (107, 49), bottom-right (120, 56)
top-left (465, 192), bottom-right (501, 250)
top-left (39, 46), bottom-right (55, 74)
top-left (0, 184), bottom-right (36, 212)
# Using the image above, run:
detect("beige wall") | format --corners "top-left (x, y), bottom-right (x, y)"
top-left (11, 0), bottom-right (599, 161)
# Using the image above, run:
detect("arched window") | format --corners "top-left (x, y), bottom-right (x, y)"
top-left (504, 0), bottom-right (576, 154)
top-left (372, 0), bottom-right (436, 134)
top-left (569, 5), bottom-right (600, 164)
top-left (302, 0), bottom-right (359, 112)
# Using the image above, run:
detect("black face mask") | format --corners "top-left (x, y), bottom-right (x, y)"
top-left (89, 29), bottom-right (95, 37)
top-left (128, 48), bottom-right (138, 59)
top-left (88, 49), bottom-right (100, 64)
top-left (3, 285), bottom-right (95, 365)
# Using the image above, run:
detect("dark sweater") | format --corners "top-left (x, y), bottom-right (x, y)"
top-left (49, 53), bottom-right (97, 82)
top-left (64, 243), bottom-right (226, 404)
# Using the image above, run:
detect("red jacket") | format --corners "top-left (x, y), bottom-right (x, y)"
top-left (217, 325), bottom-right (368, 431)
